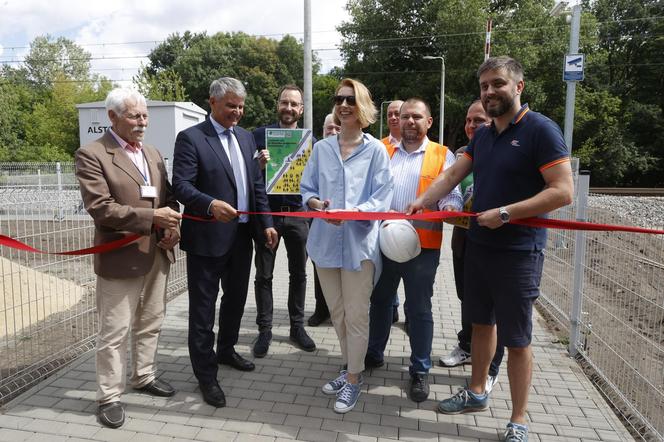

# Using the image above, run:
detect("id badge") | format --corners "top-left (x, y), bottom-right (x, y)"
top-left (140, 185), bottom-right (158, 199)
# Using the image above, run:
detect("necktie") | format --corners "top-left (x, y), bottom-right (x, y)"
top-left (224, 129), bottom-right (248, 222)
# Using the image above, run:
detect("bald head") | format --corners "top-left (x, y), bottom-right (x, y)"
top-left (464, 100), bottom-right (491, 140)
top-left (386, 100), bottom-right (404, 138)
top-left (323, 113), bottom-right (340, 138)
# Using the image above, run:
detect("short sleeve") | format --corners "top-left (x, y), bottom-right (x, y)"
top-left (534, 118), bottom-right (570, 172)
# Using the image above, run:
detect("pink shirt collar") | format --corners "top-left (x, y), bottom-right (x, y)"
top-left (109, 128), bottom-right (142, 153)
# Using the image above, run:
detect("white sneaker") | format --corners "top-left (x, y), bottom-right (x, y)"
top-left (485, 374), bottom-right (498, 394)
top-left (438, 346), bottom-right (471, 367)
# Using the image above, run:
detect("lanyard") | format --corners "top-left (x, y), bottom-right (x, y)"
top-left (130, 150), bottom-right (150, 185)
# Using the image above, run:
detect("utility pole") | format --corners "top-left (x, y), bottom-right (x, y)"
top-left (423, 56), bottom-right (445, 145)
top-left (484, 18), bottom-right (492, 61)
top-left (303, 0), bottom-right (313, 130)
top-left (563, 3), bottom-right (581, 150)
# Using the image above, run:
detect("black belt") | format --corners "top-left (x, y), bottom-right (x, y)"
top-left (278, 206), bottom-right (303, 212)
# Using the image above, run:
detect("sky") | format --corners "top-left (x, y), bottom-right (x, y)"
top-left (0, 0), bottom-right (350, 84)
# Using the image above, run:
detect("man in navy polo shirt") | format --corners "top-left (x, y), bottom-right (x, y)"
top-left (407, 56), bottom-right (573, 442)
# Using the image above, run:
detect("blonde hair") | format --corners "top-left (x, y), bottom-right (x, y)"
top-left (333, 78), bottom-right (377, 129)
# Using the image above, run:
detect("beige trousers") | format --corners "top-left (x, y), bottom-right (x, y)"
top-left (316, 260), bottom-right (374, 375)
top-left (96, 252), bottom-right (169, 404)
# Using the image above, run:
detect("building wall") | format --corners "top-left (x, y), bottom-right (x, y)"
top-left (77, 102), bottom-right (207, 161)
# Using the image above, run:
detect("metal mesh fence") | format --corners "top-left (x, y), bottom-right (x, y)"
top-left (540, 185), bottom-right (664, 440)
top-left (0, 162), bottom-right (78, 190)
top-left (0, 163), bottom-right (186, 404)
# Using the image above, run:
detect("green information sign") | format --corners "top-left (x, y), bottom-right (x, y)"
top-left (264, 128), bottom-right (313, 195)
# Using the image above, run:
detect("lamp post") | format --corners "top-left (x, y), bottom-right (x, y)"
top-left (423, 55), bottom-right (445, 145)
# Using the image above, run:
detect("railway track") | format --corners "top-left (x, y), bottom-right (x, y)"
top-left (589, 187), bottom-right (664, 197)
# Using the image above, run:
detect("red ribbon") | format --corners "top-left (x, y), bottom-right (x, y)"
top-left (198, 210), bottom-right (664, 235)
top-left (1, 210), bottom-right (662, 256)
top-left (0, 233), bottom-right (142, 256)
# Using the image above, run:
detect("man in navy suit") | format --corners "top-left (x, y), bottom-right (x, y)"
top-left (173, 77), bottom-right (278, 408)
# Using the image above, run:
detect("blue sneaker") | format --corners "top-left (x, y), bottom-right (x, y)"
top-left (334, 380), bottom-right (362, 413)
top-left (504, 422), bottom-right (528, 441)
top-left (322, 370), bottom-right (347, 395)
top-left (437, 388), bottom-right (489, 414)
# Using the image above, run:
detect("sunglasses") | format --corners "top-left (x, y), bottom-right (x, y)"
top-left (333, 95), bottom-right (357, 106)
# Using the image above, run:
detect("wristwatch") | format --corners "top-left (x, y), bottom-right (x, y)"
top-left (498, 206), bottom-right (511, 224)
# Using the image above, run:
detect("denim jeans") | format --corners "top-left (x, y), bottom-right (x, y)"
top-left (368, 249), bottom-right (440, 374)
top-left (254, 214), bottom-right (309, 331)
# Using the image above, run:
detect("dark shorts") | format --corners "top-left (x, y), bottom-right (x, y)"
top-left (464, 240), bottom-right (544, 348)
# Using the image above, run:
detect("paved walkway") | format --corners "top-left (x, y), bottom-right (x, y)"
top-left (0, 227), bottom-right (633, 441)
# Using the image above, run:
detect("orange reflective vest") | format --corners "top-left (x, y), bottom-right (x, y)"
top-left (384, 140), bottom-right (448, 249)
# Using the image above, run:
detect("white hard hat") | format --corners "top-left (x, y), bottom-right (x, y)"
top-left (379, 219), bottom-right (421, 263)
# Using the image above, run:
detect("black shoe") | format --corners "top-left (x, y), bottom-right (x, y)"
top-left (218, 351), bottom-right (255, 371)
top-left (408, 373), bottom-right (430, 403)
top-left (253, 330), bottom-right (272, 358)
top-left (199, 382), bottom-right (226, 408)
top-left (134, 378), bottom-right (176, 397)
top-left (307, 311), bottom-right (329, 327)
top-left (98, 402), bottom-right (125, 428)
top-left (404, 318), bottom-right (409, 336)
top-left (392, 305), bottom-right (399, 324)
top-left (290, 327), bottom-right (316, 352)
top-left (364, 353), bottom-right (384, 369)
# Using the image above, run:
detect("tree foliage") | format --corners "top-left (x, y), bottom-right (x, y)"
top-left (0, 36), bottom-right (112, 160)
top-left (338, 0), bottom-right (664, 186)
top-left (142, 32), bottom-right (320, 130)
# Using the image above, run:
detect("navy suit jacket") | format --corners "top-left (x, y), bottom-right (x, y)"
top-left (172, 118), bottom-right (273, 257)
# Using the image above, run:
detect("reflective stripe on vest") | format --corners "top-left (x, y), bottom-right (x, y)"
top-left (385, 141), bottom-right (448, 249)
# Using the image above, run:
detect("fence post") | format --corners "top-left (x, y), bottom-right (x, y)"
top-left (569, 170), bottom-right (590, 357)
top-left (56, 162), bottom-right (62, 192)
top-left (38, 169), bottom-right (42, 191)
top-left (56, 162), bottom-right (64, 221)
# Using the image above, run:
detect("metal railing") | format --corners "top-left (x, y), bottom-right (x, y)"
top-left (1, 162), bottom-right (663, 440)
top-left (0, 163), bottom-right (187, 404)
top-left (540, 172), bottom-right (664, 440)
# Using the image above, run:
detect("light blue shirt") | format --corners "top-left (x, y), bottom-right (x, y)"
top-left (390, 136), bottom-right (463, 212)
top-left (208, 117), bottom-right (249, 222)
top-left (301, 133), bottom-right (393, 274)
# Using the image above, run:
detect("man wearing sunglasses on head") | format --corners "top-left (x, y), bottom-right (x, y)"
top-left (251, 84), bottom-right (316, 359)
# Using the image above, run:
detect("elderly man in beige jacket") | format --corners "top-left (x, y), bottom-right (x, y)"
top-left (75, 88), bottom-right (181, 429)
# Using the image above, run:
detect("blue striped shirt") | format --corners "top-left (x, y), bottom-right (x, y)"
top-left (389, 137), bottom-right (463, 212)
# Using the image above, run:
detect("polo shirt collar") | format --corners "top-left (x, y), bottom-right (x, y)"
top-left (489, 103), bottom-right (530, 132)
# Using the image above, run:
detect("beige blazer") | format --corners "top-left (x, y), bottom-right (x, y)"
top-left (75, 131), bottom-right (179, 278)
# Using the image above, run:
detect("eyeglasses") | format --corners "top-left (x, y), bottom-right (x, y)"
top-left (333, 95), bottom-right (356, 106)
top-left (124, 113), bottom-right (149, 121)
top-left (278, 100), bottom-right (302, 108)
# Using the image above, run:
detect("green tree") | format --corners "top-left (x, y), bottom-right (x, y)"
top-left (134, 66), bottom-right (188, 101)
top-left (313, 73), bottom-right (341, 138)
top-left (23, 35), bottom-right (92, 88)
top-left (0, 36), bottom-right (112, 160)
top-left (338, 0), bottom-right (498, 146)
top-left (143, 31), bottom-right (321, 130)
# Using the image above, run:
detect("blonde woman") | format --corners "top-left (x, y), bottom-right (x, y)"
top-left (300, 78), bottom-right (393, 413)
